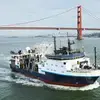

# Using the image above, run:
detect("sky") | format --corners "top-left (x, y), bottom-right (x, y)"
top-left (0, 0), bottom-right (100, 36)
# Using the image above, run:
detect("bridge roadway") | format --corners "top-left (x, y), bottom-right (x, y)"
top-left (0, 26), bottom-right (100, 30)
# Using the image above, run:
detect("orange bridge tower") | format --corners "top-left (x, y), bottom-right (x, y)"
top-left (77, 6), bottom-right (82, 40)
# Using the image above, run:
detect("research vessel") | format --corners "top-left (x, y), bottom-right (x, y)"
top-left (10, 37), bottom-right (100, 87)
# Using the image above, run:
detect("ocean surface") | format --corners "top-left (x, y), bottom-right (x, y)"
top-left (0, 36), bottom-right (100, 100)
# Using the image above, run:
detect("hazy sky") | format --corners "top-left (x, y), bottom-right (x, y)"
top-left (0, 0), bottom-right (100, 36)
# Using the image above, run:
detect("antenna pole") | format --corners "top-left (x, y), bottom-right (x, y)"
top-left (60, 40), bottom-right (61, 50)
top-left (54, 36), bottom-right (56, 55)
top-left (94, 47), bottom-right (97, 69)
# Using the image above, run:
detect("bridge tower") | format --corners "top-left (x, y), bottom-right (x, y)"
top-left (77, 6), bottom-right (82, 40)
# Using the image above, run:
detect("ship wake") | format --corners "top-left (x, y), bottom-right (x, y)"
top-left (0, 69), bottom-right (99, 91)
top-left (44, 81), bottom-right (100, 91)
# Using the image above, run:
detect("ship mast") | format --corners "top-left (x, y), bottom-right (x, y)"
top-left (94, 47), bottom-right (97, 69)
top-left (67, 33), bottom-right (75, 54)
top-left (68, 39), bottom-right (71, 54)
top-left (53, 36), bottom-right (57, 55)
top-left (67, 32), bottom-right (71, 54)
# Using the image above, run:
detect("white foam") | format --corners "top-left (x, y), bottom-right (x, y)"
top-left (10, 73), bottom-right (100, 91)
top-left (0, 53), bottom-right (10, 64)
top-left (0, 68), bottom-right (99, 91)
top-left (0, 72), bottom-right (43, 87)
top-left (0, 68), bottom-right (11, 74)
top-left (1, 71), bottom-right (100, 91)
top-left (15, 75), bottom-right (44, 87)
top-left (44, 81), bottom-right (100, 91)
top-left (0, 65), bottom-right (99, 91)
top-left (0, 75), bottom-right (14, 82)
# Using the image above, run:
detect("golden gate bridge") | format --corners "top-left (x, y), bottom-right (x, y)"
top-left (0, 5), bottom-right (100, 40)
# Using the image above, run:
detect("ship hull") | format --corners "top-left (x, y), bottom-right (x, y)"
top-left (10, 66), bottom-right (99, 87)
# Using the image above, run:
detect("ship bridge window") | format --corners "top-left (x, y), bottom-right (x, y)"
top-left (80, 60), bottom-right (88, 69)
top-left (80, 60), bottom-right (88, 64)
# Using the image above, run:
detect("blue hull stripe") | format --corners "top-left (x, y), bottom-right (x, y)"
top-left (41, 70), bottom-right (99, 77)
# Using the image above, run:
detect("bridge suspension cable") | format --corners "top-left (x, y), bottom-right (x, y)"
top-left (1, 6), bottom-right (77, 26)
top-left (83, 7), bottom-right (100, 21)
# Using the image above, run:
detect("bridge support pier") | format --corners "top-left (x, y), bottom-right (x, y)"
top-left (77, 6), bottom-right (82, 40)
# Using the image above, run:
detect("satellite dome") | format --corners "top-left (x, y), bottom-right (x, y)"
top-left (26, 47), bottom-right (31, 52)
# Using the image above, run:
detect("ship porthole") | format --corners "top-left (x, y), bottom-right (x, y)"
top-left (63, 62), bottom-right (66, 65)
